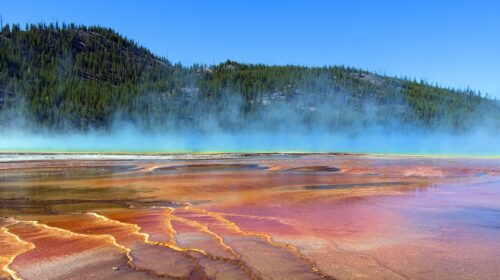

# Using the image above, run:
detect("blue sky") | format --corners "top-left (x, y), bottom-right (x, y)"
top-left (1, 0), bottom-right (499, 98)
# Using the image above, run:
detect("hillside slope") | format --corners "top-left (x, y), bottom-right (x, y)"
top-left (0, 23), bottom-right (498, 133)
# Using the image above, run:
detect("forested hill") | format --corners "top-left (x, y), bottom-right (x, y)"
top-left (0, 23), bottom-right (498, 133)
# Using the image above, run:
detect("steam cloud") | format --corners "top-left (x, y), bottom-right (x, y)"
top-left (0, 78), bottom-right (498, 155)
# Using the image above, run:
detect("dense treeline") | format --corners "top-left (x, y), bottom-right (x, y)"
top-left (0, 23), bottom-right (498, 133)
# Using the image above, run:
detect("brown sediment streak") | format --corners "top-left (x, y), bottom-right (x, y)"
top-left (6, 220), bottom-right (140, 277)
top-left (162, 207), bottom-right (177, 245)
top-left (3, 219), bottom-right (154, 279)
top-left (329, 242), bottom-right (409, 280)
top-left (163, 207), bottom-right (207, 257)
top-left (94, 209), bottom-right (258, 279)
top-left (370, 256), bottom-right (409, 280)
top-left (0, 225), bottom-right (35, 280)
top-left (221, 213), bottom-right (293, 226)
top-left (21, 220), bottom-right (135, 267)
top-left (187, 206), bottom-right (336, 280)
top-left (87, 212), bottom-right (211, 279)
top-left (88, 212), bottom-right (158, 245)
top-left (170, 214), bottom-right (239, 257)
top-left (87, 211), bottom-right (200, 254)
top-left (13, 219), bottom-right (186, 279)
top-left (162, 207), bottom-right (260, 280)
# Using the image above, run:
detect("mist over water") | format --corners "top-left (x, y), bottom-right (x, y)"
top-left (0, 129), bottom-right (498, 155)
top-left (0, 87), bottom-right (498, 155)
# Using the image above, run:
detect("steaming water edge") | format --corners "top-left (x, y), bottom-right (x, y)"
top-left (0, 130), bottom-right (498, 156)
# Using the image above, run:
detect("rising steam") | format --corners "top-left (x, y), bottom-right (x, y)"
top-left (0, 81), bottom-right (498, 155)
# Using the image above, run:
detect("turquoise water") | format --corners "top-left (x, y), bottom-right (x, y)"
top-left (0, 130), bottom-right (498, 156)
